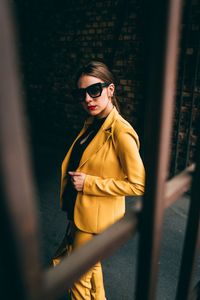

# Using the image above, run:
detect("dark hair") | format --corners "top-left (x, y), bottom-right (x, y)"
top-left (75, 61), bottom-right (120, 112)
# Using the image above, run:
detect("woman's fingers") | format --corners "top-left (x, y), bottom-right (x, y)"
top-left (69, 172), bottom-right (86, 191)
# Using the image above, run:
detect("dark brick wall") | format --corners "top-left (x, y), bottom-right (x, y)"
top-left (14, 0), bottom-right (144, 146)
top-left (14, 0), bottom-right (200, 174)
top-left (171, 0), bottom-right (200, 174)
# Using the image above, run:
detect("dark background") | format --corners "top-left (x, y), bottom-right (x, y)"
top-left (13, 0), bottom-right (200, 175)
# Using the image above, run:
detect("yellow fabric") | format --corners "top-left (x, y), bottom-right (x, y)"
top-left (52, 244), bottom-right (72, 267)
top-left (60, 107), bottom-right (145, 233)
top-left (71, 230), bottom-right (105, 300)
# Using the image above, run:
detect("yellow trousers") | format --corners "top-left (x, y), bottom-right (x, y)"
top-left (70, 229), bottom-right (106, 300)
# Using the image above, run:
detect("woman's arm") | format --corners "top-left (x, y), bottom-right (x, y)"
top-left (83, 131), bottom-right (145, 196)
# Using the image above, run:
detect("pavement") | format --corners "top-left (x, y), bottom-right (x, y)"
top-left (32, 145), bottom-right (200, 300)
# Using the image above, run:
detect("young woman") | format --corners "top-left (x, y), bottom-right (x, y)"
top-left (60, 61), bottom-right (145, 299)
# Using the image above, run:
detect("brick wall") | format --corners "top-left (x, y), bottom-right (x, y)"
top-left (14, 0), bottom-right (199, 174)
top-left (15, 1), bottom-right (143, 145)
top-left (170, 0), bottom-right (200, 174)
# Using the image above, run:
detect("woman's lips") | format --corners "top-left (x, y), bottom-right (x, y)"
top-left (88, 105), bottom-right (97, 111)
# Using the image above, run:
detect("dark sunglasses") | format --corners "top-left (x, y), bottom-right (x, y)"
top-left (72, 82), bottom-right (110, 102)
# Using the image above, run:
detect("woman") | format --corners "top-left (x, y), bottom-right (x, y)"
top-left (60, 61), bottom-right (145, 299)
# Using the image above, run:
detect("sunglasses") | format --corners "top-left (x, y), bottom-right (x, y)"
top-left (72, 82), bottom-right (110, 102)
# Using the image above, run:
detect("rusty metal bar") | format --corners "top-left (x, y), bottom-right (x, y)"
top-left (164, 164), bottom-right (194, 209)
top-left (0, 1), bottom-right (42, 300)
top-left (43, 209), bottom-right (139, 300)
top-left (176, 134), bottom-right (200, 300)
top-left (42, 166), bottom-right (193, 300)
top-left (135, 0), bottom-right (183, 299)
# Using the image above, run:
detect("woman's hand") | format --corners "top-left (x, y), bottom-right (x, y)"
top-left (68, 171), bottom-right (86, 192)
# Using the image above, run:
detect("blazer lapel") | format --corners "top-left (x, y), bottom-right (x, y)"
top-left (62, 106), bottom-right (119, 174)
top-left (78, 107), bottom-right (118, 169)
top-left (78, 127), bottom-right (112, 169)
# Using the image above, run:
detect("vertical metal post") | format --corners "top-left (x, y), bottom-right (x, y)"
top-left (176, 132), bottom-right (200, 300)
top-left (135, 0), bottom-right (183, 299)
top-left (0, 1), bottom-right (42, 300)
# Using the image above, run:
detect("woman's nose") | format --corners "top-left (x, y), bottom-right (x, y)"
top-left (85, 92), bottom-right (93, 102)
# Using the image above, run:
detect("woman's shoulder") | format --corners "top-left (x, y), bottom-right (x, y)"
top-left (113, 112), bottom-right (138, 137)
top-left (112, 112), bottom-right (140, 148)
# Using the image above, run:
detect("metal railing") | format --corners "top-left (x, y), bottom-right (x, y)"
top-left (0, 0), bottom-right (199, 300)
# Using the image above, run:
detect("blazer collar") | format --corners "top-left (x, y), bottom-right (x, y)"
top-left (78, 106), bottom-right (119, 169)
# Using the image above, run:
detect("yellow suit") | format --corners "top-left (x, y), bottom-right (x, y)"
top-left (60, 106), bottom-right (145, 299)
top-left (60, 106), bottom-right (145, 233)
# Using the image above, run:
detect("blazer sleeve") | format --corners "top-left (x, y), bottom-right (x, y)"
top-left (83, 130), bottom-right (145, 196)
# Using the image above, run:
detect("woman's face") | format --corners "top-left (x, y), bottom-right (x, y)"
top-left (78, 75), bottom-right (115, 119)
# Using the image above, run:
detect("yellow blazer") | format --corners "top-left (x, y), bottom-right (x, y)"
top-left (60, 107), bottom-right (145, 233)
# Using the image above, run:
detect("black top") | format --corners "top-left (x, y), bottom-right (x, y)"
top-left (62, 117), bottom-right (106, 220)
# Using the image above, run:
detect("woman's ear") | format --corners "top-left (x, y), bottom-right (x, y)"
top-left (108, 83), bottom-right (115, 97)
